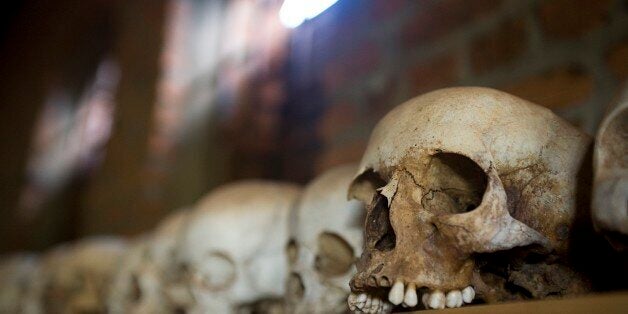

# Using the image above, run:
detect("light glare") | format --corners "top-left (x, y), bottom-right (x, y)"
top-left (279, 0), bottom-right (339, 28)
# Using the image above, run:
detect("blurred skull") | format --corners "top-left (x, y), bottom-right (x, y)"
top-left (108, 209), bottom-right (190, 314)
top-left (347, 87), bottom-right (593, 312)
top-left (0, 253), bottom-right (40, 313)
top-left (285, 164), bottom-right (366, 314)
top-left (592, 83), bottom-right (628, 250)
top-left (39, 237), bottom-right (127, 314)
top-left (148, 209), bottom-right (192, 309)
top-left (176, 181), bottom-right (301, 313)
top-left (108, 237), bottom-right (162, 314)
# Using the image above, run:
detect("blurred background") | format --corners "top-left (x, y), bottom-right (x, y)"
top-left (0, 0), bottom-right (626, 253)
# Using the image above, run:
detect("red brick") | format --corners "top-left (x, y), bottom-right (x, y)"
top-left (471, 18), bottom-right (527, 74)
top-left (407, 53), bottom-right (460, 96)
top-left (365, 76), bottom-right (400, 122)
top-left (538, 0), bottom-right (611, 39)
top-left (607, 41), bottom-right (628, 81)
top-left (402, 0), bottom-right (502, 47)
top-left (260, 79), bottom-right (286, 109)
top-left (323, 41), bottom-right (381, 95)
top-left (370, 0), bottom-right (406, 21)
top-left (318, 102), bottom-right (359, 143)
top-left (315, 140), bottom-right (367, 174)
top-left (502, 65), bottom-right (593, 109)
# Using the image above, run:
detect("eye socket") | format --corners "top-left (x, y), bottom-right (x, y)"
top-left (349, 169), bottom-right (386, 204)
top-left (130, 273), bottom-right (142, 302)
top-left (314, 232), bottom-right (355, 277)
top-left (422, 153), bottom-right (488, 215)
top-left (286, 272), bottom-right (305, 300)
top-left (193, 251), bottom-right (236, 291)
top-left (286, 238), bottom-right (298, 265)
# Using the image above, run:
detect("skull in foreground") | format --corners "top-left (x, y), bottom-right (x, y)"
top-left (347, 87), bottom-right (593, 312)
top-left (286, 164), bottom-right (367, 314)
top-left (592, 83), bottom-right (628, 250)
top-left (176, 181), bottom-right (301, 313)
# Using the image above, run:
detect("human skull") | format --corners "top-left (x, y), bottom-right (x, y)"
top-left (148, 209), bottom-right (192, 309)
top-left (176, 181), bottom-right (301, 313)
top-left (39, 237), bottom-right (127, 313)
top-left (108, 209), bottom-right (190, 314)
top-left (107, 237), bottom-right (163, 314)
top-left (592, 83), bottom-right (628, 250)
top-left (347, 87), bottom-right (592, 312)
top-left (285, 163), bottom-right (366, 314)
top-left (0, 253), bottom-right (40, 313)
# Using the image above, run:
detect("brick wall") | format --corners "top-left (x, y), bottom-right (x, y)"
top-left (279, 0), bottom-right (628, 178)
top-left (4, 0), bottom-right (627, 247)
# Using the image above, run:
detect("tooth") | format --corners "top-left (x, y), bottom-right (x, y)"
top-left (372, 298), bottom-right (380, 309)
top-left (428, 290), bottom-right (446, 309)
top-left (357, 293), bottom-right (368, 303)
top-left (403, 282), bottom-right (418, 307)
top-left (365, 296), bottom-right (372, 310)
top-left (379, 277), bottom-right (391, 287)
top-left (462, 286), bottom-right (475, 303)
top-left (357, 299), bottom-right (364, 309)
top-left (368, 276), bottom-right (378, 286)
top-left (421, 293), bottom-right (429, 308)
top-left (348, 293), bottom-right (357, 310)
top-left (446, 290), bottom-right (462, 308)
top-left (382, 302), bottom-right (392, 313)
top-left (366, 297), bottom-right (375, 313)
top-left (388, 279), bottom-right (405, 305)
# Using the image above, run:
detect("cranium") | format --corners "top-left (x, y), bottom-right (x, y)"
top-left (285, 163), bottom-right (367, 314)
top-left (108, 209), bottom-right (190, 314)
top-left (148, 209), bottom-right (192, 309)
top-left (39, 237), bottom-right (127, 313)
top-left (0, 253), bottom-right (40, 313)
top-left (107, 237), bottom-right (162, 314)
top-left (592, 83), bottom-right (628, 250)
top-left (347, 87), bottom-right (593, 312)
top-left (176, 181), bottom-right (301, 313)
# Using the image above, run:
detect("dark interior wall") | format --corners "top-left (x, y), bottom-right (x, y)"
top-left (0, 0), bottom-right (119, 251)
top-left (283, 0), bottom-right (628, 176)
top-left (81, 0), bottom-right (167, 236)
top-left (1, 0), bottom-right (627, 251)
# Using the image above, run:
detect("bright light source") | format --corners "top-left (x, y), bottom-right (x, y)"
top-left (279, 0), bottom-right (339, 28)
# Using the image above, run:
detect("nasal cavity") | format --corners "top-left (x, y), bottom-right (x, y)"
top-left (366, 193), bottom-right (396, 251)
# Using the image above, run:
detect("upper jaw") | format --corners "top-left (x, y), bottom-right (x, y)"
top-left (349, 276), bottom-right (476, 312)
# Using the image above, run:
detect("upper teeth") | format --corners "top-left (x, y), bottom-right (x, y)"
top-left (348, 280), bottom-right (476, 312)
top-left (388, 279), bottom-right (405, 305)
top-left (422, 286), bottom-right (475, 309)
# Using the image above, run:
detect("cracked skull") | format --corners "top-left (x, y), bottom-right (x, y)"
top-left (347, 87), bottom-right (592, 312)
top-left (285, 164), bottom-right (366, 314)
top-left (176, 181), bottom-right (301, 313)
